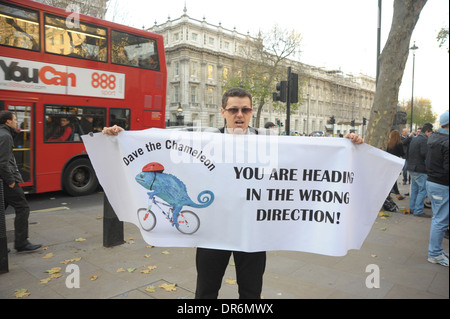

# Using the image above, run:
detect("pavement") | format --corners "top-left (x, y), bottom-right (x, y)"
top-left (0, 177), bottom-right (448, 300)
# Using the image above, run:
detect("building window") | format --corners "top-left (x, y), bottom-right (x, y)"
top-left (223, 67), bottom-right (229, 80)
top-left (209, 37), bottom-right (214, 46)
top-left (208, 65), bottom-right (214, 79)
top-left (190, 86), bottom-right (197, 103)
top-left (174, 61), bottom-right (179, 77)
top-left (192, 33), bottom-right (198, 42)
top-left (207, 87), bottom-right (214, 104)
top-left (191, 61), bottom-right (198, 78)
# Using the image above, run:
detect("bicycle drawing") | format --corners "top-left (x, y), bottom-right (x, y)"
top-left (137, 196), bottom-right (200, 234)
top-left (135, 162), bottom-right (214, 235)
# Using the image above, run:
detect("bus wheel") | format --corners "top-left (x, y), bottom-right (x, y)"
top-left (62, 158), bottom-right (99, 196)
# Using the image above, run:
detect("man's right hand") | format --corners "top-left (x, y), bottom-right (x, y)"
top-left (9, 182), bottom-right (15, 188)
top-left (102, 125), bottom-right (124, 136)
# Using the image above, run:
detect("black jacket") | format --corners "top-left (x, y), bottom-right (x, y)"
top-left (406, 132), bottom-right (428, 173)
top-left (426, 129), bottom-right (449, 186)
top-left (0, 124), bottom-right (24, 185)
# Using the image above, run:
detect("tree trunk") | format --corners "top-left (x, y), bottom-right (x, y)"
top-left (366, 0), bottom-right (427, 149)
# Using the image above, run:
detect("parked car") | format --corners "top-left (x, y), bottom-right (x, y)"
top-left (311, 131), bottom-right (325, 137)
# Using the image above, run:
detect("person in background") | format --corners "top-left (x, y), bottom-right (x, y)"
top-left (425, 112), bottom-right (449, 267)
top-left (48, 117), bottom-right (72, 142)
top-left (401, 128), bottom-right (411, 185)
top-left (406, 122), bottom-right (433, 217)
top-left (387, 130), bottom-right (406, 200)
top-left (0, 111), bottom-right (41, 252)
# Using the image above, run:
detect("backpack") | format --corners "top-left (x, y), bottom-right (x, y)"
top-left (383, 196), bottom-right (398, 212)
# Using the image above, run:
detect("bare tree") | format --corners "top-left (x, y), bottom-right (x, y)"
top-left (366, 0), bottom-right (427, 149)
top-left (223, 25), bottom-right (303, 128)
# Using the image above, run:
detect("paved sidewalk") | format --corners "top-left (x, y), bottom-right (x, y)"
top-left (0, 179), bottom-right (448, 299)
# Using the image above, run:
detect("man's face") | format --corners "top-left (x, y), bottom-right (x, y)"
top-left (220, 96), bottom-right (253, 134)
top-left (6, 114), bottom-right (18, 130)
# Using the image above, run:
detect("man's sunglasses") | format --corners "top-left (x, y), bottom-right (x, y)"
top-left (224, 108), bottom-right (253, 115)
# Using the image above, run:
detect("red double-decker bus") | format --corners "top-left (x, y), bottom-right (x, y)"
top-left (0, 0), bottom-right (167, 195)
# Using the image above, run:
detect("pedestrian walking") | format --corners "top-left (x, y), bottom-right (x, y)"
top-left (406, 122), bottom-right (433, 217)
top-left (425, 112), bottom-right (449, 267)
top-left (0, 110), bottom-right (41, 252)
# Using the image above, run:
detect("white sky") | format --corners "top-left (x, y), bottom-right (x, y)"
top-left (106, 0), bottom-right (449, 116)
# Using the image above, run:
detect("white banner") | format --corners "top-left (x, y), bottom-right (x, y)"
top-left (0, 56), bottom-right (125, 99)
top-left (82, 128), bottom-right (404, 256)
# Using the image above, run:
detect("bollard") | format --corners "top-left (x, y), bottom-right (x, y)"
top-left (0, 179), bottom-right (9, 274)
top-left (103, 194), bottom-right (124, 247)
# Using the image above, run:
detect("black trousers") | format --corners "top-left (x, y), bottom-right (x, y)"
top-left (195, 247), bottom-right (266, 299)
top-left (3, 182), bottom-right (30, 248)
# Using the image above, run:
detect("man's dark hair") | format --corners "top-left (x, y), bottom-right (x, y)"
top-left (422, 122), bottom-right (433, 133)
top-left (0, 110), bottom-right (14, 124)
top-left (222, 88), bottom-right (252, 109)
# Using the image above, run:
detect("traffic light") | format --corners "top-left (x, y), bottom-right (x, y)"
top-left (351, 120), bottom-right (355, 127)
top-left (273, 81), bottom-right (287, 102)
top-left (363, 117), bottom-right (367, 125)
top-left (329, 116), bottom-right (336, 125)
top-left (289, 72), bottom-right (298, 103)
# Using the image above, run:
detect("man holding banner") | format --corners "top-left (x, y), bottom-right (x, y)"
top-left (101, 88), bottom-right (366, 299)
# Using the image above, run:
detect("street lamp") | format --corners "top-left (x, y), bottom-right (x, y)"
top-left (410, 41), bottom-right (418, 132)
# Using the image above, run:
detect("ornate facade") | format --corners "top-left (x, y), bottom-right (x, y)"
top-left (150, 7), bottom-right (375, 135)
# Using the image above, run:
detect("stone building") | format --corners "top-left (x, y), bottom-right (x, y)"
top-left (150, 6), bottom-right (375, 136)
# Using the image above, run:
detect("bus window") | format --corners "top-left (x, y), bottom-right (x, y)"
top-left (45, 105), bottom-right (106, 142)
top-left (0, 2), bottom-right (40, 51)
top-left (44, 14), bottom-right (107, 62)
top-left (111, 30), bottom-right (160, 71)
top-left (109, 108), bottom-right (130, 130)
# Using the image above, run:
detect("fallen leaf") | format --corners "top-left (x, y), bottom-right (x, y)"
top-left (144, 254), bottom-right (151, 258)
top-left (45, 267), bottom-right (61, 274)
top-left (379, 227), bottom-right (387, 231)
top-left (159, 282), bottom-right (177, 291)
top-left (74, 238), bottom-right (86, 242)
top-left (145, 286), bottom-right (156, 293)
top-left (146, 245), bottom-right (154, 248)
top-left (43, 253), bottom-right (54, 259)
top-left (127, 267), bottom-right (137, 273)
top-left (371, 254), bottom-right (377, 258)
top-left (225, 277), bottom-right (237, 285)
top-left (161, 250), bottom-right (170, 255)
top-left (50, 273), bottom-right (62, 279)
top-left (141, 265), bottom-right (158, 273)
top-left (14, 288), bottom-right (30, 298)
top-left (42, 246), bottom-right (49, 250)
top-left (60, 257), bottom-right (81, 264)
top-left (40, 278), bottom-right (51, 284)
top-left (90, 275), bottom-right (98, 281)
top-left (116, 268), bottom-right (125, 273)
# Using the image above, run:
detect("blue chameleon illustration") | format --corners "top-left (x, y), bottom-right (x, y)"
top-left (135, 162), bottom-right (214, 227)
